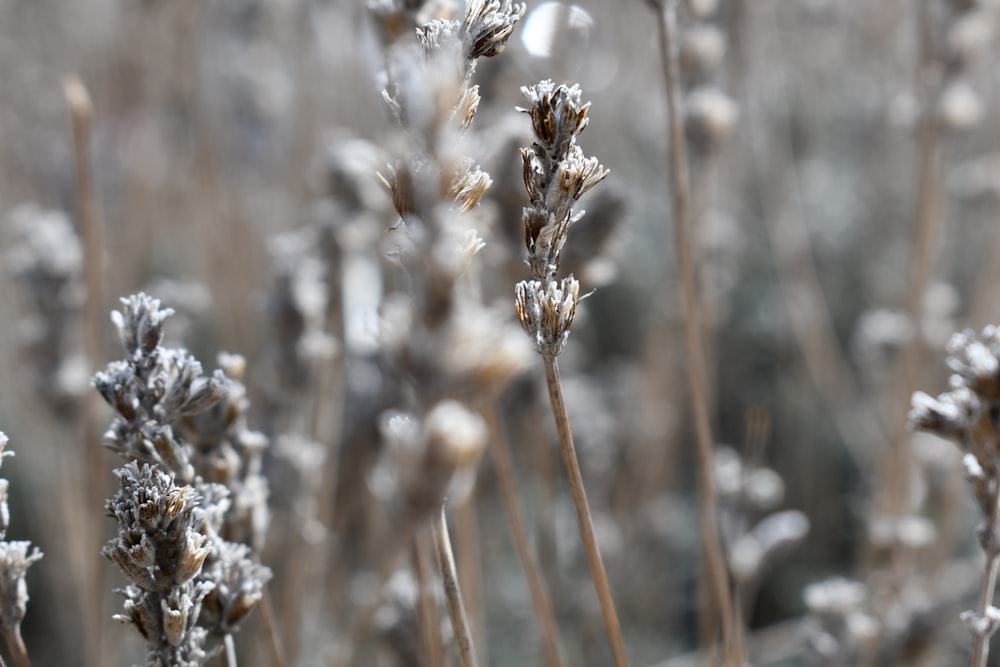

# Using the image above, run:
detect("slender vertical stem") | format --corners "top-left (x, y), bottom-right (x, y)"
top-left (412, 532), bottom-right (442, 667)
top-left (258, 590), bottom-right (289, 667)
top-left (223, 634), bottom-right (238, 667)
top-left (653, 2), bottom-right (742, 664)
top-left (879, 1), bottom-right (943, 575)
top-left (970, 487), bottom-right (1000, 667)
top-left (454, 494), bottom-right (486, 662)
top-left (542, 356), bottom-right (629, 667)
top-left (62, 74), bottom-right (105, 667)
top-left (482, 400), bottom-right (565, 667)
top-left (1, 627), bottom-right (32, 667)
top-left (432, 506), bottom-right (480, 667)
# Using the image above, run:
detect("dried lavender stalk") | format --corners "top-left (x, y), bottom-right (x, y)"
top-left (104, 462), bottom-right (215, 666)
top-left (342, 3), bottom-right (529, 661)
top-left (431, 506), bottom-right (478, 667)
top-left (93, 294), bottom-right (272, 665)
top-left (513, 80), bottom-right (628, 667)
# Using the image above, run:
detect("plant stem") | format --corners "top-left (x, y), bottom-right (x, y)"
top-left (1, 627), bottom-right (31, 667)
top-left (412, 531), bottom-right (442, 667)
top-left (258, 590), bottom-right (289, 667)
top-left (653, 1), bottom-right (742, 664)
top-left (62, 73), bottom-right (106, 667)
top-left (432, 506), bottom-right (479, 667)
top-left (542, 355), bottom-right (629, 667)
top-left (223, 634), bottom-right (238, 667)
top-left (454, 492), bottom-right (486, 662)
top-left (882, 0), bottom-right (942, 526)
top-left (482, 400), bottom-right (565, 667)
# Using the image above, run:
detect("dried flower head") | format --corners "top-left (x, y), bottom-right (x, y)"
top-left (0, 541), bottom-right (43, 634)
top-left (5, 204), bottom-right (87, 414)
top-left (105, 462), bottom-right (216, 663)
top-left (518, 81), bottom-right (609, 279)
top-left (462, 0), bottom-right (526, 60)
top-left (515, 276), bottom-right (582, 357)
top-left (199, 541), bottom-right (272, 637)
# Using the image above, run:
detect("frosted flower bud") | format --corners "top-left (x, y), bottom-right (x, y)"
top-left (804, 577), bottom-right (867, 617)
top-left (679, 23), bottom-right (726, 84)
top-left (462, 0), bottom-right (526, 60)
top-left (962, 606), bottom-right (1000, 639)
top-left (518, 80), bottom-right (592, 158)
top-left (424, 400), bottom-right (488, 470)
top-left (112, 293), bottom-right (176, 357)
top-left (200, 542), bottom-right (272, 636)
top-left (908, 387), bottom-right (979, 442)
top-left (947, 328), bottom-right (1000, 399)
top-left (515, 276), bottom-right (582, 357)
top-left (684, 87), bottom-right (739, 155)
top-left (450, 160), bottom-right (493, 212)
top-left (0, 541), bottom-right (43, 630)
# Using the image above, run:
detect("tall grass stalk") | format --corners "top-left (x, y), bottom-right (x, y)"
top-left (412, 532), bottom-right (443, 667)
top-left (881, 0), bottom-right (943, 530)
top-left (432, 506), bottom-right (479, 667)
top-left (482, 399), bottom-right (565, 667)
top-left (258, 592), bottom-right (289, 667)
top-left (652, 0), bottom-right (742, 662)
top-left (62, 74), bottom-right (106, 667)
top-left (454, 496), bottom-right (486, 661)
top-left (542, 356), bottom-right (629, 667)
top-left (1, 628), bottom-right (29, 667)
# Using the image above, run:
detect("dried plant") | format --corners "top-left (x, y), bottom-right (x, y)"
top-left (513, 79), bottom-right (628, 667)
top-left (0, 434), bottom-right (42, 667)
top-left (910, 326), bottom-right (1000, 667)
top-left (5, 204), bottom-right (86, 417)
top-left (94, 294), bottom-right (272, 665)
top-left (8, 2), bottom-right (1000, 666)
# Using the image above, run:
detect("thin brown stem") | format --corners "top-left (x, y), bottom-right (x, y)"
top-left (412, 531), bottom-right (442, 667)
top-left (653, 2), bottom-right (742, 664)
top-left (62, 73), bottom-right (106, 667)
top-left (482, 400), bottom-right (565, 667)
top-left (259, 589), bottom-right (289, 667)
top-left (432, 506), bottom-right (479, 667)
top-left (879, 1), bottom-right (943, 573)
top-left (542, 355), bottom-right (629, 667)
top-left (1, 626), bottom-right (31, 667)
top-left (454, 493), bottom-right (486, 662)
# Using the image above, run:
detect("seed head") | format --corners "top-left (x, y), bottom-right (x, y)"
top-left (515, 276), bottom-right (582, 357)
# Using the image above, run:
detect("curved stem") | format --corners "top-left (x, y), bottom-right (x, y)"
top-left (432, 506), bottom-right (479, 667)
top-left (542, 356), bottom-right (629, 667)
top-left (1, 626), bottom-right (32, 667)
